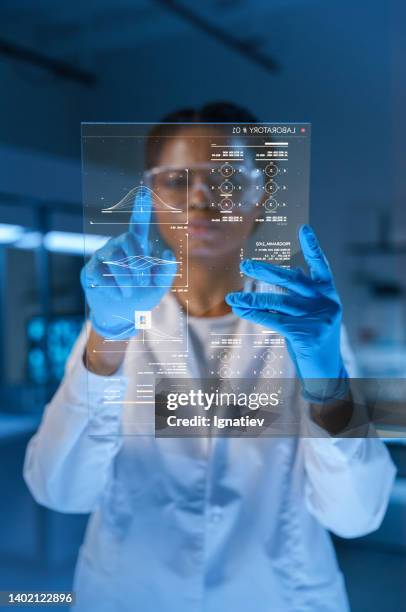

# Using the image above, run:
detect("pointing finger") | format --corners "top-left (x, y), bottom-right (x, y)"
top-left (129, 186), bottom-right (152, 251)
top-left (299, 225), bottom-right (332, 283)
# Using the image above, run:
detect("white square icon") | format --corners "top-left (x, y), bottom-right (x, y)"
top-left (134, 311), bottom-right (152, 330)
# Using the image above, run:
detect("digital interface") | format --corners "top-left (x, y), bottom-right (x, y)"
top-left (82, 122), bottom-right (311, 436)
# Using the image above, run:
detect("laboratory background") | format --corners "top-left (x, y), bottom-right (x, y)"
top-left (0, 1), bottom-right (405, 610)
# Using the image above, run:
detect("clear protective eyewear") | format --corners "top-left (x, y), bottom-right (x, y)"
top-left (143, 162), bottom-right (263, 209)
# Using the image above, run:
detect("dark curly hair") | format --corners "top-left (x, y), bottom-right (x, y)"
top-left (145, 101), bottom-right (258, 169)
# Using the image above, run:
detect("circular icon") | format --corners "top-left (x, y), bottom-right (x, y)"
top-left (265, 180), bottom-right (279, 195)
top-left (219, 365), bottom-right (233, 378)
top-left (220, 163), bottom-right (234, 178)
top-left (261, 350), bottom-right (276, 363)
top-left (220, 180), bottom-right (234, 195)
top-left (265, 163), bottom-right (278, 177)
top-left (264, 198), bottom-right (278, 212)
top-left (219, 198), bottom-right (233, 212)
top-left (263, 366), bottom-right (276, 378)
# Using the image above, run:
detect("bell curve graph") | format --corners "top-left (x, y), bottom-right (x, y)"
top-left (88, 177), bottom-right (189, 225)
top-left (101, 184), bottom-right (183, 214)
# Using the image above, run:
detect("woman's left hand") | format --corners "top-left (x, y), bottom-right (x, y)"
top-left (225, 225), bottom-right (348, 399)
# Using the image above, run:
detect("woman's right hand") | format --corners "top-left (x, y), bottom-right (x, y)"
top-left (81, 188), bottom-right (177, 341)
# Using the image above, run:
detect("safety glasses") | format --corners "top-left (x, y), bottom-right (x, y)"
top-left (143, 162), bottom-right (262, 197)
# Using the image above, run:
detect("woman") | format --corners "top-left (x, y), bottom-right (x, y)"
top-left (24, 103), bottom-right (395, 611)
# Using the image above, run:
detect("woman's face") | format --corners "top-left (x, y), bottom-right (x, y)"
top-left (148, 127), bottom-right (262, 259)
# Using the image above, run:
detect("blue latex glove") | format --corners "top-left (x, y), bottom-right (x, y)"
top-left (81, 189), bottom-right (177, 340)
top-left (225, 225), bottom-right (348, 402)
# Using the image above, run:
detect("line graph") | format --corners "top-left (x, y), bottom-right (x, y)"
top-left (105, 314), bottom-right (183, 343)
top-left (88, 176), bottom-right (189, 226)
top-left (101, 184), bottom-right (182, 214)
top-left (97, 233), bottom-right (188, 288)
top-left (94, 301), bottom-right (189, 353)
top-left (103, 254), bottom-right (179, 274)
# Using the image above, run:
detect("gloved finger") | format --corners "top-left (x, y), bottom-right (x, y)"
top-left (91, 234), bottom-right (133, 281)
top-left (151, 249), bottom-right (178, 287)
top-left (129, 186), bottom-right (152, 251)
top-left (103, 233), bottom-right (153, 294)
top-left (80, 264), bottom-right (98, 289)
top-left (230, 306), bottom-right (292, 338)
top-left (94, 236), bottom-right (135, 296)
top-left (116, 231), bottom-right (147, 273)
top-left (298, 225), bottom-right (332, 283)
top-left (240, 260), bottom-right (317, 297)
top-left (105, 257), bottom-right (136, 297)
top-left (81, 254), bottom-right (117, 290)
top-left (225, 291), bottom-right (309, 316)
top-left (90, 234), bottom-right (121, 263)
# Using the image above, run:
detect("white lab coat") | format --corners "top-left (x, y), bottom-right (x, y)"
top-left (24, 291), bottom-right (396, 612)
